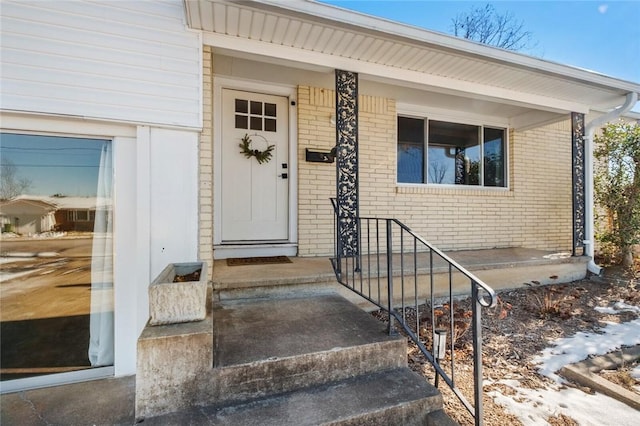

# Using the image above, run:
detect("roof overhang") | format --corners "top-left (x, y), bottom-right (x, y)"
top-left (184, 0), bottom-right (640, 127)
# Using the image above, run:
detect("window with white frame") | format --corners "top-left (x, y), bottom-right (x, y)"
top-left (397, 117), bottom-right (507, 187)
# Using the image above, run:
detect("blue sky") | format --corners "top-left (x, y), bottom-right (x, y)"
top-left (0, 133), bottom-right (107, 197)
top-left (321, 1), bottom-right (640, 84)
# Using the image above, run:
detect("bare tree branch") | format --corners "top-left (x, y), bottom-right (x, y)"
top-left (0, 159), bottom-right (32, 200)
top-left (429, 161), bottom-right (448, 184)
top-left (451, 4), bottom-right (536, 52)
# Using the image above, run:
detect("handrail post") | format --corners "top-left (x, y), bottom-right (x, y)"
top-left (472, 281), bottom-right (483, 426)
top-left (386, 220), bottom-right (395, 336)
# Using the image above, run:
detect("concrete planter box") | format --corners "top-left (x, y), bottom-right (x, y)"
top-left (149, 262), bottom-right (207, 326)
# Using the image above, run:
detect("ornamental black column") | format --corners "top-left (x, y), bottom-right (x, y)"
top-left (572, 112), bottom-right (586, 256)
top-left (335, 70), bottom-right (359, 257)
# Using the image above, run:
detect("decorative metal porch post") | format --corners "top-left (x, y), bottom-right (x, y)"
top-left (572, 112), bottom-right (586, 256)
top-left (335, 70), bottom-right (359, 258)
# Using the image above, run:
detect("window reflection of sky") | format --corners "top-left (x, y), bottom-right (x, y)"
top-left (427, 147), bottom-right (453, 184)
top-left (0, 133), bottom-right (108, 197)
top-left (397, 144), bottom-right (423, 183)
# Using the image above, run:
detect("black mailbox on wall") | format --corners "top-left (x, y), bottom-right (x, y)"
top-left (305, 147), bottom-right (336, 163)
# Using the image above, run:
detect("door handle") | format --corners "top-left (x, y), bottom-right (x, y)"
top-left (278, 173), bottom-right (288, 179)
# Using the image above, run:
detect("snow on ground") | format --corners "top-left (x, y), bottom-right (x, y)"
top-left (490, 379), bottom-right (639, 426)
top-left (0, 268), bottom-right (39, 283)
top-left (633, 366), bottom-right (640, 394)
top-left (0, 256), bottom-right (37, 282)
top-left (535, 318), bottom-right (640, 383)
top-left (633, 366), bottom-right (640, 380)
top-left (0, 253), bottom-right (58, 281)
top-left (488, 301), bottom-right (640, 425)
top-left (595, 301), bottom-right (640, 315)
top-left (0, 257), bottom-right (33, 265)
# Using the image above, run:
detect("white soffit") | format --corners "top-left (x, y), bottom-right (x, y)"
top-left (185, 0), bottom-right (640, 114)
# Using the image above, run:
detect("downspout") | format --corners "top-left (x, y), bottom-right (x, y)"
top-left (584, 92), bottom-right (638, 275)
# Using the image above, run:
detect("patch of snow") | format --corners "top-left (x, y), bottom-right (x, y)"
top-left (542, 252), bottom-right (571, 260)
top-left (489, 380), bottom-right (640, 426)
top-left (612, 301), bottom-right (640, 313)
top-left (594, 306), bottom-right (619, 314)
top-left (31, 231), bottom-right (66, 239)
top-left (36, 252), bottom-right (59, 258)
top-left (632, 365), bottom-right (640, 380)
top-left (595, 301), bottom-right (640, 314)
top-left (3, 252), bottom-right (37, 258)
top-left (0, 269), bottom-right (39, 283)
top-left (632, 365), bottom-right (640, 394)
top-left (594, 306), bottom-right (619, 315)
top-left (0, 232), bottom-right (20, 239)
top-left (0, 257), bottom-right (32, 265)
top-left (534, 319), bottom-right (640, 383)
top-left (489, 303), bottom-right (640, 425)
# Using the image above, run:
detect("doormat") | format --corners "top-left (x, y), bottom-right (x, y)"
top-left (226, 256), bottom-right (292, 266)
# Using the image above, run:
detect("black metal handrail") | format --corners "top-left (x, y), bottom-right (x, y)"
top-left (330, 198), bottom-right (497, 426)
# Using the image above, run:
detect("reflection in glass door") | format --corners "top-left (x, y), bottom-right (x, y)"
top-left (0, 133), bottom-right (113, 389)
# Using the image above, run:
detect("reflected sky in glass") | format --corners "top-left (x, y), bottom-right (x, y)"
top-left (0, 133), bottom-right (108, 197)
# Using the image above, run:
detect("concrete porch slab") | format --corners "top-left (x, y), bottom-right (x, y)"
top-left (212, 248), bottom-right (589, 307)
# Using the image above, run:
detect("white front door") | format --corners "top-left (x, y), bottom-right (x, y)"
top-left (221, 89), bottom-right (289, 242)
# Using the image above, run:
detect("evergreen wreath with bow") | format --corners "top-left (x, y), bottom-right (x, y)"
top-left (239, 133), bottom-right (275, 164)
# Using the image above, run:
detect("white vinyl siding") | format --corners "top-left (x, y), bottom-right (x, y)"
top-left (0, 0), bottom-right (201, 128)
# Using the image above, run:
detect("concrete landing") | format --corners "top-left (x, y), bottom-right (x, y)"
top-left (212, 248), bottom-right (589, 307)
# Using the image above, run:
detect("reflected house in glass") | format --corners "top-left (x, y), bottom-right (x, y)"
top-left (0, 195), bottom-right (111, 234)
top-left (0, 196), bottom-right (57, 235)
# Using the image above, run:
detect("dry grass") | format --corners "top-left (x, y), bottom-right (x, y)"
top-left (373, 262), bottom-right (639, 425)
top-left (598, 363), bottom-right (640, 394)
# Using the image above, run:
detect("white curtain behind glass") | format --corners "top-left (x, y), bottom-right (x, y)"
top-left (88, 142), bottom-right (114, 366)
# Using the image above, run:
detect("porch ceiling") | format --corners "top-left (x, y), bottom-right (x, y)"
top-left (185, 0), bottom-right (640, 125)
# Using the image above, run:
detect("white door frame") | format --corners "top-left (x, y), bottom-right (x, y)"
top-left (213, 77), bottom-right (298, 258)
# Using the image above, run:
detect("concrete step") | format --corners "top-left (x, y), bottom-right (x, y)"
top-left (137, 294), bottom-right (456, 424)
top-left (426, 409), bottom-right (459, 426)
top-left (143, 367), bottom-right (443, 426)
top-left (205, 294), bottom-right (408, 406)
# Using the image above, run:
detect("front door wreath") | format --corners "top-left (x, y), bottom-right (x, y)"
top-left (239, 133), bottom-right (275, 164)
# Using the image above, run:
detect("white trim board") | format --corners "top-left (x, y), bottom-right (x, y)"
top-left (0, 367), bottom-right (115, 394)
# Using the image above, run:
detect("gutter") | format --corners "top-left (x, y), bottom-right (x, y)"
top-left (584, 92), bottom-right (638, 275)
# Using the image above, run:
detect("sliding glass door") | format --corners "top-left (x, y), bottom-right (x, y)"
top-left (0, 133), bottom-right (114, 389)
